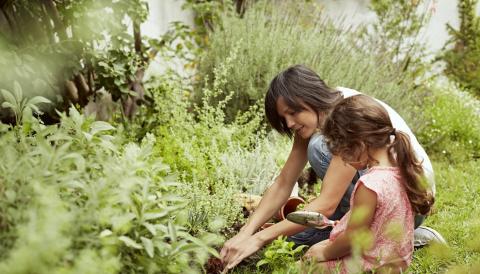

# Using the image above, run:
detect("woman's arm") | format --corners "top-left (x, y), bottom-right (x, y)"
top-left (305, 155), bottom-right (358, 217)
top-left (253, 156), bottom-right (359, 244)
top-left (221, 135), bottom-right (309, 268)
top-left (241, 134), bottom-right (310, 234)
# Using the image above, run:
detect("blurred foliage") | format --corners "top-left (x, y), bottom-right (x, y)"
top-left (0, 104), bottom-right (220, 273)
top-left (441, 0), bottom-right (480, 97)
top-left (182, 0), bottom-right (252, 39)
top-left (365, 0), bottom-right (434, 77)
top-left (0, 0), bottom-right (159, 122)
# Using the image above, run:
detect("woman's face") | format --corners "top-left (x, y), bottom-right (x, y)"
top-left (276, 96), bottom-right (320, 139)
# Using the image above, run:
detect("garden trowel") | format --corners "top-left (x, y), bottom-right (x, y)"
top-left (286, 210), bottom-right (336, 229)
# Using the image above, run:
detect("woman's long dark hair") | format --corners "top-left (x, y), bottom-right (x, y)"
top-left (265, 64), bottom-right (342, 137)
top-left (322, 95), bottom-right (434, 215)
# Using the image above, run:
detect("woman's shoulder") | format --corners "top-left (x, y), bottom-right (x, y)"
top-left (336, 86), bottom-right (362, 98)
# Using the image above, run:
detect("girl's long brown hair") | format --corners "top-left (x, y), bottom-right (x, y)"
top-left (322, 95), bottom-right (433, 215)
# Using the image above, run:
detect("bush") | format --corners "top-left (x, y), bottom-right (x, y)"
top-left (0, 105), bottom-right (220, 273)
top-left (136, 50), bottom-right (293, 233)
top-left (417, 80), bottom-right (480, 162)
top-left (196, 0), bottom-right (423, 128)
top-left (441, 0), bottom-right (480, 97)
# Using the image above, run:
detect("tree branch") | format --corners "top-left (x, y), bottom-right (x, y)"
top-left (42, 0), bottom-right (67, 40)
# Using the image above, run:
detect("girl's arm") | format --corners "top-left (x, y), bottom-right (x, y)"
top-left (305, 183), bottom-right (377, 260)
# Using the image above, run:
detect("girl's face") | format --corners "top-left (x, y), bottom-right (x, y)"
top-left (276, 96), bottom-right (321, 139)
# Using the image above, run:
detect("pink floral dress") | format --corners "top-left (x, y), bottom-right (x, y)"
top-left (325, 167), bottom-right (414, 273)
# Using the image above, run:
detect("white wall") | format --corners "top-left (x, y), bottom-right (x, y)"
top-left (141, 0), bottom-right (194, 78)
top-left (140, 0), bottom-right (479, 76)
top-left (317, 0), bottom-right (480, 54)
top-left (142, 0), bottom-right (194, 38)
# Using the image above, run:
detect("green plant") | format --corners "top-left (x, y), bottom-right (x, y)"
top-left (256, 236), bottom-right (306, 273)
top-left (196, 0), bottom-right (425, 129)
top-left (417, 80), bottom-right (480, 162)
top-left (134, 47), bottom-right (272, 233)
top-left (365, 0), bottom-right (434, 76)
top-left (409, 160), bottom-right (480, 273)
top-left (0, 0), bottom-right (158, 121)
top-left (441, 0), bottom-right (480, 97)
top-left (0, 81), bottom-right (51, 124)
top-left (0, 107), bottom-right (220, 273)
top-left (182, 0), bottom-right (252, 39)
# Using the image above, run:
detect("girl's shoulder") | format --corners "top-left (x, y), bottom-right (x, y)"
top-left (357, 167), bottom-right (402, 192)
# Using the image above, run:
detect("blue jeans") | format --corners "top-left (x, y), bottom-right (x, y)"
top-left (287, 133), bottom-right (425, 247)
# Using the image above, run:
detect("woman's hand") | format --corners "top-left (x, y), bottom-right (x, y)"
top-left (220, 232), bottom-right (265, 270)
top-left (304, 240), bottom-right (330, 262)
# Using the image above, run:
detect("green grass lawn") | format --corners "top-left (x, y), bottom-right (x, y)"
top-left (411, 160), bottom-right (480, 273)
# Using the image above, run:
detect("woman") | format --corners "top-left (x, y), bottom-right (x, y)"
top-left (220, 65), bottom-right (437, 270)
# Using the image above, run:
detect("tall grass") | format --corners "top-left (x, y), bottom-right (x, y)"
top-left (197, 0), bottom-right (423, 128)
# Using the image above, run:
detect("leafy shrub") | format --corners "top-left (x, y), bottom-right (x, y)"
top-left (196, 0), bottom-right (422, 127)
top-left (417, 80), bottom-right (480, 162)
top-left (0, 105), bottom-right (220, 273)
top-left (142, 47), bottom-right (294, 233)
top-left (441, 0), bottom-right (480, 97)
top-left (256, 236), bottom-right (306, 274)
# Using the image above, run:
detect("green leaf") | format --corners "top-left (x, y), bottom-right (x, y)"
top-left (112, 213), bottom-right (135, 232)
top-left (119, 236), bottom-right (142, 249)
top-left (144, 211), bottom-right (169, 221)
top-left (90, 121), bottom-right (115, 136)
top-left (1, 89), bottom-right (17, 105)
top-left (143, 222), bottom-right (157, 236)
top-left (141, 237), bottom-right (154, 257)
top-left (13, 81), bottom-right (23, 102)
top-left (100, 229), bottom-right (113, 238)
top-left (256, 259), bottom-right (269, 268)
top-left (1, 101), bottom-right (15, 110)
top-left (27, 96), bottom-right (51, 106)
top-left (168, 221), bottom-right (177, 242)
top-left (178, 231), bottom-right (219, 257)
top-left (293, 245), bottom-right (307, 253)
top-left (83, 132), bottom-right (93, 142)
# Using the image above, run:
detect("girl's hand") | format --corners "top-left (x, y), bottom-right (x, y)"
top-left (220, 232), bottom-right (264, 270)
top-left (304, 240), bottom-right (330, 262)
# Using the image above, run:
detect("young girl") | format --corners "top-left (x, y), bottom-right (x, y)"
top-left (303, 94), bottom-right (434, 273)
top-left (220, 65), bottom-right (437, 270)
